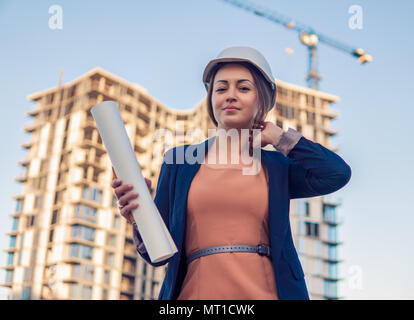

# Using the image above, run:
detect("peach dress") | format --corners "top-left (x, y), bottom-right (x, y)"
top-left (177, 160), bottom-right (279, 300)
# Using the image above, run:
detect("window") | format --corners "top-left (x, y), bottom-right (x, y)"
top-left (70, 243), bottom-right (93, 260)
top-left (75, 204), bottom-right (98, 223)
top-left (298, 221), bottom-right (306, 236)
top-left (314, 241), bottom-right (321, 257)
top-left (7, 253), bottom-right (14, 265)
top-left (305, 222), bottom-right (319, 237)
top-left (15, 199), bottom-right (23, 213)
top-left (85, 265), bottom-right (94, 281)
top-left (82, 285), bottom-right (92, 299)
top-left (24, 267), bottom-right (31, 282)
top-left (297, 200), bottom-right (309, 216)
top-left (20, 233), bottom-right (24, 246)
top-left (73, 264), bottom-right (81, 278)
top-left (54, 189), bottom-right (65, 205)
top-left (106, 252), bottom-right (115, 266)
top-left (71, 283), bottom-right (79, 299)
top-left (323, 204), bottom-right (337, 223)
top-left (328, 263), bottom-right (338, 279)
top-left (141, 280), bottom-right (146, 295)
top-left (328, 244), bottom-right (337, 260)
top-left (73, 264), bottom-right (94, 281)
top-left (82, 186), bottom-right (103, 203)
top-left (34, 195), bottom-right (43, 209)
top-left (62, 136), bottom-right (67, 149)
top-left (5, 270), bottom-right (13, 283)
top-left (104, 270), bottom-right (111, 285)
top-left (315, 259), bottom-right (322, 276)
top-left (21, 286), bottom-right (31, 300)
top-left (26, 215), bottom-right (36, 228)
top-left (65, 118), bottom-right (71, 131)
top-left (323, 280), bottom-right (338, 298)
top-left (107, 233), bottom-right (117, 247)
top-left (9, 236), bottom-right (16, 248)
top-left (51, 209), bottom-right (59, 225)
top-left (12, 217), bottom-right (19, 231)
top-left (113, 214), bottom-right (121, 229)
top-left (327, 226), bottom-right (337, 242)
top-left (72, 225), bottom-right (95, 242)
top-left (49, 229), bottom-right (54, 243)
top-left (102, 289), bottom-right (109, 300)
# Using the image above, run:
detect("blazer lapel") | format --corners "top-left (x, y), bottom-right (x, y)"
top-left (171, 136), bottom-right (216, 248)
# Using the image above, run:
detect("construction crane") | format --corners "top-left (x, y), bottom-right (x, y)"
top-left (220, 0), bottom-right (372, 90)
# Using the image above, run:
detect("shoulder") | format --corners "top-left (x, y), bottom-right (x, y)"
top-left (163, 141), bottom-right (207, 165)
top-left (162, 144), bottom-right (191, 166)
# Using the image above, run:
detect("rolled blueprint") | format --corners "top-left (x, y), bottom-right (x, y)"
top-left (91, 101), bottom-right (177, 263)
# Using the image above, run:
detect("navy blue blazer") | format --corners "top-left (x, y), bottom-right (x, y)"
top-left (132, 128), bottom-right (352, 300)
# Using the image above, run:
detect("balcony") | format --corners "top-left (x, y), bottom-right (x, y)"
top-left (321, 235), bottom-right (343, 245)
top-left (122, 265), bottom-right (136, 278)
top-left (14, 173), bottom-right (28, 183)
top-left (26, 108), bottom-right (40, 117)
top-left (120, 281), bottom-right (135, 295)
top-left (75, 156), bottom-right (106, 174)
top-left (18, 159), bottom-right (30, 167)
top-left (323, 124), bottom-right (339, 137)
top-left (322, 195), bottom-right (342, 206)
top-left (20, 141), bottom-right (33, 149)
top-left (321, 107), bottom-right (340, 119)
top-left (322, 212), bottom-right (343, 226)
top-left (79, 139), bottom-right (106, 156)
top-left (23, 121), bottom-right (44, 133)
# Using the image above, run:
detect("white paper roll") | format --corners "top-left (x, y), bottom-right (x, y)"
top-left (91, 101), bottom-right (178, 263)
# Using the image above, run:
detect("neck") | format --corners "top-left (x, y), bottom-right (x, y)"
top-left (207, 126), bottom-right (252, 165)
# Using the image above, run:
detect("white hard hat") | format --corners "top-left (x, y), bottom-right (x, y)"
top-left (202, 46), bottom-right (277, 108)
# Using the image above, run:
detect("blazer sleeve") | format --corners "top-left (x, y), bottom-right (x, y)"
top-left (273, 128), bottom-right (352, 199)
top-left (131, 150), bottom-right (173, 267)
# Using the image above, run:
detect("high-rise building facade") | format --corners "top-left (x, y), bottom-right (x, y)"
top-left (2, 67), bottom-right (344, 300)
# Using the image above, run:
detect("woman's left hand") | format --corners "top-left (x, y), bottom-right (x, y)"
top-left (251, 121), bottom-right (284, 149)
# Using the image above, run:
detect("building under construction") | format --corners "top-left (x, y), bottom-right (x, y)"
top-left (2, 67), bottom-right (344, 300)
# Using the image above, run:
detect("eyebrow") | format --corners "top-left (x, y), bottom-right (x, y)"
top-left (214, 79), bottom-right (254, 85)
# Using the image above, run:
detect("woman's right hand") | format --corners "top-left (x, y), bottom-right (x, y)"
top-left (111, 177), bottom-right (152, 224)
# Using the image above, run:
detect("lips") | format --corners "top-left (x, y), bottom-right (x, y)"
top-left (223, 106), bottom-right (240, 111)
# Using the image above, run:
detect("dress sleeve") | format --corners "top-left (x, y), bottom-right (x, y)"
top-left (273, 128), bottom-right (352, 199)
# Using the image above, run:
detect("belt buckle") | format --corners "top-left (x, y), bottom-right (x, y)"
top-left (257, 244), bottom-right (269, 256)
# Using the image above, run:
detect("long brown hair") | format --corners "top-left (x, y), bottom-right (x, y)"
top-left (205, 61), bottom-right (275, 128)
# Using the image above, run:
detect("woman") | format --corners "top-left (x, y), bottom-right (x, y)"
top-left (112, 46), bottom-right (352, 300)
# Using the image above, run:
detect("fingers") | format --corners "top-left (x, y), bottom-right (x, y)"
top-left (111, 178), bottom-right (122, 188)
top-left (120, 202), bottom-right (139, 223)
top-left (114, 182), bottom-right (134, 199)
top-left (118, 191), bottom-right (139, 207)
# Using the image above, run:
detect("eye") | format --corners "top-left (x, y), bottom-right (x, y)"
top-left (240, 87), bottom-right (250, 91)
top-left (215, 88), bottom-right (225, 92)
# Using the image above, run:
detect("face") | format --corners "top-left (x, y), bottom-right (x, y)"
top-left (211, 64), bottom-right (258, 130)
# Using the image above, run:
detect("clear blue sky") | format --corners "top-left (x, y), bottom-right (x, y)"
top-left (1, 0), bottom-right (413, 299)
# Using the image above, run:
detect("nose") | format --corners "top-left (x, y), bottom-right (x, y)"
top-left (225, 85), bottom-right (237, 103)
